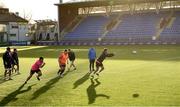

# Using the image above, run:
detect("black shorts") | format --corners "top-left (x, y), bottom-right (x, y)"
top-left (96, 61), bottom-right (103, 67)
top-left (69, 59), bottom-right (75, 62)
top-left (4, 64), bottom-right (12, 69)
top-left (60, 64), bottom-right (66, 68)
top-left (89, 59), bottom-right (95, 63)
top-left (12, 60), bottom-right (19, 65)
top-left (30, 69), bottom-right (41, 75)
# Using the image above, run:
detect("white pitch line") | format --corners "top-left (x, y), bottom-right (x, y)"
top-left (0, 46), bottom-right (47, 54)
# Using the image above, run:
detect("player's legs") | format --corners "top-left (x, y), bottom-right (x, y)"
top-left (58, 65), bottom-right (66, 77)
top-left (25, 74), bottom-right (33, 83)
top-left (92, 59), bottom-right (95, 71)
top-left (95, 62), bottom-right (104, 76)
top-left (93, 61), bottom-right (102, 74)
top-left (59, 67), bottom-right (65, 75)
top-left (71, 60), bottom-right (76, 70)
top-left (6, 64), bottom-right (12, 80)
top-left (36, 70), bottom-right (42, 81)
top-left (96, 66), bottom-right (104, 76)
top-left (4, 64), bottom-right (7, 79)
top-left (58, 65), bottom-right (63, 74)
top-left (12, 64), bottom-right (18, 74)
top-left (4, 64), bottom-right (11, 80)
top-left (91, 65), bottom-right (99, 78)
top-left (93, 64), bottom-right (100, 75)
top-left (8, 68), bottom-right (12, 80)
top-left (89, 59), bottom-right (95, 72)
top-left (89, 60), bottom-right (92, 72)
top-left (4, 69), bottom-right (8, 80)
top-left (69, 61), bottom-right (72, 68)
top-left (25, 70), bottom-right (36, 83)
top-left (59, 68), bottom-right (65, 76)
top-left (70, 60), bottom-right (76, 70)
top-left (58, 67), bottom-right (62, 74)
top-left (16, 64), bottom-right (20, 74)
top-left (12, 64), bottom-right (15, 73)
top-left (14, 61), bottom-right (20, 74)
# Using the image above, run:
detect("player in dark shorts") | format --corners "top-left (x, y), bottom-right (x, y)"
top-left (3, 47), bottom-right (13, 80)
top-left (88, 48), bottom-right (96, 72)
top-left (12, 48), bottom-right (20, 74)
top-left (25, 57), bottom-right (45, 84)
top-left (68, 49), bottom-right (76, 71)
top-left (91, 48), bottom-right (114, 77)
top-left (57, 49), bottom-right (69, 77)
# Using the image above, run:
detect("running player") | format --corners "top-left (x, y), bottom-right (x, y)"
top-left (25, 57), bottom-right (45, 84)
top-left (91, 48), bottom-right (114, 77)
top-left (57, 49), bottom-right (69, 77)
top-left (68, 49), bottom-right (76, 71)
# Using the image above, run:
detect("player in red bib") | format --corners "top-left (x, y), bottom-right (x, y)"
top-left (57, 49), bottom-right (69, 77)
top-left (25, 57), bottom-right (45, 84)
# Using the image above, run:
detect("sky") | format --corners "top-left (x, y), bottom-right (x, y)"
top-left (0, 0), bottom-right (71, 20)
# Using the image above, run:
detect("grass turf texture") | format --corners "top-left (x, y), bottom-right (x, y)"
top-left (0, 45), bottom-right (180, 106)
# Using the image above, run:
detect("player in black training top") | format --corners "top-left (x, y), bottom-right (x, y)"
top-left (68, 49), bottom-right (76, 71)
top-left (12, 48), bottom-right (20, 74)
top-left (91, 48), bottom-right (114, 77)
top-left (2, 47), bottom-right (13, 80)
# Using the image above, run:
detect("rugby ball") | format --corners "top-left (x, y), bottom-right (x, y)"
top-left (132, 50), bottom-right (137, 54)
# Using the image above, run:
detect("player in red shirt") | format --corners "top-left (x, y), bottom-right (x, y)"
top-left (57, 49), bottom-right (69, 77)
top-left (25, 57), bottom-right (45, 84)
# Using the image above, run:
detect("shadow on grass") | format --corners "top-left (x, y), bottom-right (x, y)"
top-left (0, 73), bottom-right (20, 84)
top-left (0, 75), bottom-right (5, 84)
top-left (87, 78), bottom-right (110, 104)
top-left (31, 70), bottom-right (72, 100)
top-left (73, 73), bottom-right (90, 89)
top-left (0, 83), bottom-right (36, 106)
top-left (0, 79), bottom-right (11, 85)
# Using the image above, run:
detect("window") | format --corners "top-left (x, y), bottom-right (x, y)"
top-left (46, 33), bottom-right (50, 40)
top-left (11, 25), bottom-right (18, 29)
top-left (10, 34), bottom-right (16, 37)
top-left (39, 33), bottom-right (42, 40)
top-left (0, 34), bottom-right (4, 42)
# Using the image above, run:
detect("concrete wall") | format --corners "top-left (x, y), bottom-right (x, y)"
top-left (8, 22), bottom-right (32, 41)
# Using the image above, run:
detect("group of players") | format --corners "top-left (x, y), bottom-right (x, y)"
top-left (88, 48), bottom-right (114, 77)
top-left (25, 48), bottom-right (77, 83)
top-left (2, 47), bottom-right (19, 80)
top-left (2, 47), bottom-right (114, 84)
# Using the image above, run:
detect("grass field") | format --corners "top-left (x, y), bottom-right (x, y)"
top-left (0, 45), bottom-right (180, 106)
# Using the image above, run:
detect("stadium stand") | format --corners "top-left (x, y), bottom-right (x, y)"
top-left (37, 11), bottom-right (180, 46)
top-left (63, 16), bottom-right (109, 40)
top-left (160, 11), bottom-right (180, 37)
top-left (62, 12), bottom-right (173, 44)
top-left (106, 13), bottom-right (159, 38)
top-left (37, 0), bottom-right (180, 45)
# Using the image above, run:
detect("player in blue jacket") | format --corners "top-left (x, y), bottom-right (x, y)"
top-left (88, 48), bottom-right (96, 72)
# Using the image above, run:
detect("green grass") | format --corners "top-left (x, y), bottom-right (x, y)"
top-left (0, 45), bottom-right (180, 106)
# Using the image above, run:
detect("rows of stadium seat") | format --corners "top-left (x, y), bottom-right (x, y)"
top-left (160, 11), bottom-right (180, 37)
top-left (63, 11), bottom-right (180, 44)
top-left (106, 12), bottom-right (164, 39)
top-left (64, 16), bottom-right (109, 40)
